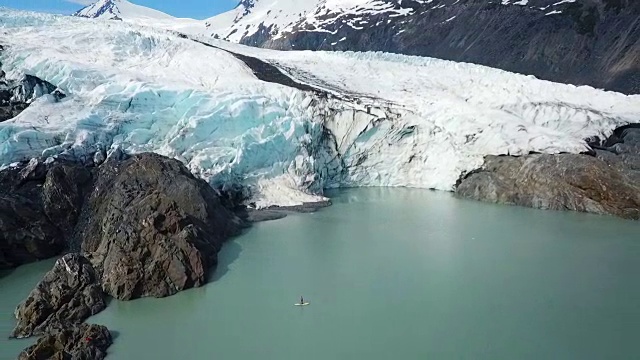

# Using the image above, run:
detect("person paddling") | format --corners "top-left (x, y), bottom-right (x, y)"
top-left (300, 296), bottom-right (304, 304)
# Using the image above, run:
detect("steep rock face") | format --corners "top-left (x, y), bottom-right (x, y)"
top-left (18, 323), bottom-right (112, 360)
top-left (456, 126), bottom-right (640, 219)
top-left (0, 159), bottom-right (90, 270)
top-left (11, 253), bottom-right (106, 339)
top-left (0, 194), bottom-right (64, 270)
top-left (42, 164), bottom-right (93, 238)
top-left (0, 159), bottom-right (63, 270)
top-left (0, 151), bottom-right (244, 295)
top-left (233, 0), bottom-right (640, 94)
top-left (76, 153), bottom-right (243, 300)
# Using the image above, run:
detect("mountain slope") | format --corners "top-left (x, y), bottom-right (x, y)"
top-left (206, 0), bottom-right (640, 94)
top-left (1, 8), bottom-right (639, 208)
top-left (73, 0), bottom-right (174, 20)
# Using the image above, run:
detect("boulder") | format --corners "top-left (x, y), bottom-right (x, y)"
top-left (76, 153), bottom-right (243, 300)
top-left (18, 323), bottom-right (112, 360)
top-left (11, 253), bottom-right (106, 338)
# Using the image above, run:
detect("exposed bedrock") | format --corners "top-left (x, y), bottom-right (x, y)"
top-left (0, 158), bottom-right (88, 270)
top-left (18, 323), bottom-right (112, 360)
top-left (76, 153), bottom-right (244, 300)
top-left (11, 253), bottom-right (106, 339)
top-left (3, 152), bottom-right (244, 359)
top-left (456, 125), bottom-right (640, 219)
top-left (0, 53), bottom-right (66, 122)
top-left (1, 152), bottom-right (244, 301)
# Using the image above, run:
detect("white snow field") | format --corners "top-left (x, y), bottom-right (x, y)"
top-left (1, 8), bottom-right (639, 207)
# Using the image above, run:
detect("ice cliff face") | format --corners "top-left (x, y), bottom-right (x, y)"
top-left (1, 9), bottom-right (639, 208)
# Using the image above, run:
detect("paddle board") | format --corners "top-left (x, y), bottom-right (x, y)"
top-left (294, 302), bottom-right (310, 306)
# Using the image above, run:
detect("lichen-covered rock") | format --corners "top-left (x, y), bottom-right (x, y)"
top-left (18, 323), bottom-right (112, 360)
top-left (11, 253), bottom-right (106, 339)
top-left (76, 153), bottom-right (243, 300)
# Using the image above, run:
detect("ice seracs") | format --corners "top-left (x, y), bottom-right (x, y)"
top-left (1, 8), bottom-right (639, 208)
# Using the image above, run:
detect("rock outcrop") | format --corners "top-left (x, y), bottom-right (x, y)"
top-left (2, 152), bottom-right (245, 359)
top-left (18, 323), bottom-right (112, 360)
top-left (1, 152), bottom-right (243, 299)
top-left (457, 126), bottom-right (640, 219)
top-left (42, 164), bottom-right (93, 239)
top-left (0, 159), bottom-right (91, 270)
top-left (0, 194), bottom-right (65, 270)
top-left (0, 159), bottom-right (62, 270)
top-left (0, 56), bottom-right (66, 122)
top-left (76, 153), bottom-right (243, 300)
top-left (11, 253), bottom-right (106, 339)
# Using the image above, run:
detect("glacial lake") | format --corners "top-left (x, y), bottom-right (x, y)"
top-left (1, 188), bottom-right (639, 359)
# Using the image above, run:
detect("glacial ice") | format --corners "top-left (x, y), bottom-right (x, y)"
top-left (1, 8), bottom-right (639, 208)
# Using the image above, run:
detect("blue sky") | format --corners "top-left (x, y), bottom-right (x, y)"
top-left (0, 0), bottom-right (239, 19)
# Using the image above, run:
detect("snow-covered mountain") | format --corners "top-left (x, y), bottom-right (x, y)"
top-left (204, 0), bottom-right (640, 94)
top-left (73, 0), bottom-right (173, 20)
top-left (1, 8), bottom-right (639, 208)
top-left (72, 0), bottom-right (205, 34)
top-left (71, 0), bottom-right (639, 93)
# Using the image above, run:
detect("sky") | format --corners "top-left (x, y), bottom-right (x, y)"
top-left (0, 0), bottom-right (239, 19)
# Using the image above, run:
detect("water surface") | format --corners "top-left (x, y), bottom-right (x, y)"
top-left (0, 258), bottom-right (56, 358)
top-left (1, 189), bottom-right (639, 359)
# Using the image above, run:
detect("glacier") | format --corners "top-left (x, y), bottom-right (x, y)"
top-left (1, 8), bottom-right (639, 208)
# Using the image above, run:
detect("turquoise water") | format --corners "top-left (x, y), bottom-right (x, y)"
top-left (1, 189), bottom-right (639, 359)
top-left (0, 258), bottom-right (56, 358)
